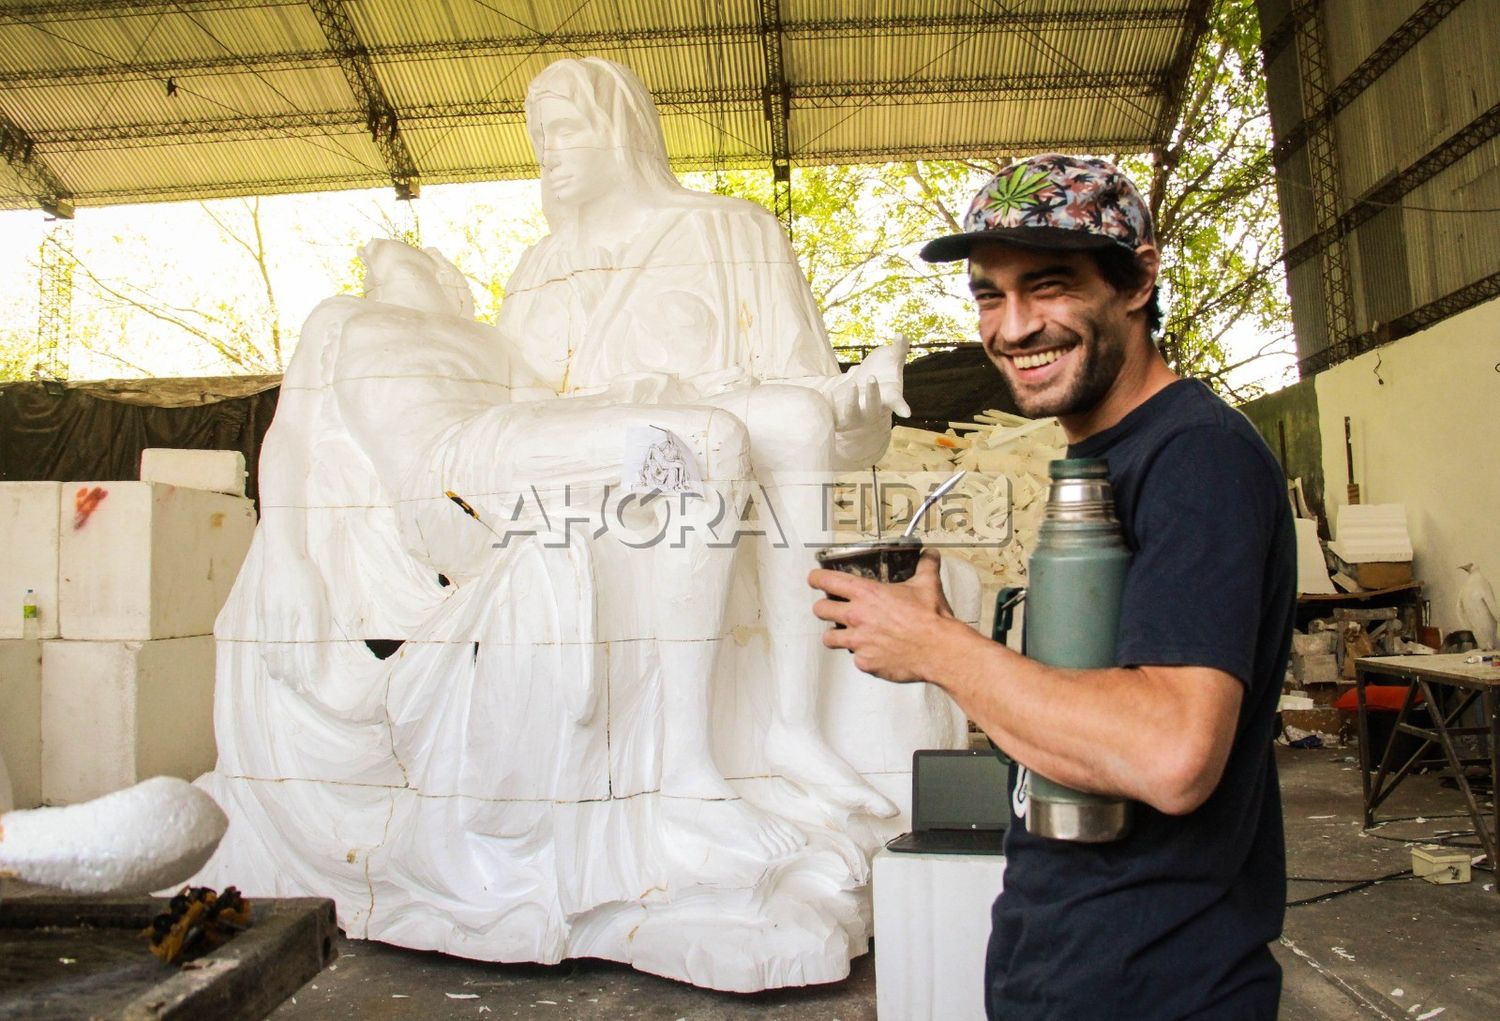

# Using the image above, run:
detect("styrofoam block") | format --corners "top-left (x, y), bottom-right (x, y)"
top-left (1294, 518), bottom-right (1335, 595)
top-left (1331, 503), bottom-right (1413, 563)
top-left (0, 482), bottom-right (61, 639)
top-left (0, 639), bottom-right (44, 808)
top-left (59, 481), bottom-right (257, 640)
top-left (873, 848), bottom-right (1007, 1021)
top-left (41, 637), bottom-right (217, 805)
top-left (139, 448), bottom-right (248, 496)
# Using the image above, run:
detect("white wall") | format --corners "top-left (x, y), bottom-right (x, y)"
top-left (1314, 297), bottom-right (1500, 638)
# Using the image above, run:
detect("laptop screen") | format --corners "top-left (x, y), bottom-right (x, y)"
top-left (913, 750), bottom-right (1010, 832)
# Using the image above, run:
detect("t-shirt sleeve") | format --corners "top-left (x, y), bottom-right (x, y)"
top-left (1115, 427), bottom-right (1279, 685)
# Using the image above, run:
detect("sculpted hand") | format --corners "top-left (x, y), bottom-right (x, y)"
top-left (808, 551), bottom-right (955, 682)
top-left (831, 337), bottom-right (910, 468)
top-left (855, 335), bottom-right (912, 418)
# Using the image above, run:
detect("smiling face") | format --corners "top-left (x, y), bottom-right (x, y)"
top-left (969, 242), bottom-right (1155, 426)
top-left (532, 94), bottom-right (619, 207)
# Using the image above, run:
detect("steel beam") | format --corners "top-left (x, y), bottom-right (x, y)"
top-left (307, 0), bottom-right (419, 199)
top-left (1274, 0), bottom-right (1466, 163)
top-left (1152, 0), bottom-right (1212, 143)
top-left (757, 0), bottom-right (793, 233)
top-left (1299, 268), bottom-right (1500, 375)
top-left (1282, 97), bottom-right (1500, 271)
top-left (1259, 7), bottom-right (1298, 65)
top-left (26, 69), bottom-right (1165, 147)
top-left (799, 137), bottom-right (1151, 164)
top-left (0, 110), bottom-right (73, 217)
top-left (1289, 0), bottom-right (1354, 350)
top-left (792, 71), bottom-right (1161, 107)
top-left (0, 0), bottom-right (274, 19)
top-left (34, 225), bottom-right (74, 379)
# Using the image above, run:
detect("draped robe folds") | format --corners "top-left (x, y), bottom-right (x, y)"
top-left (194, 199), bottom-right (968, 992)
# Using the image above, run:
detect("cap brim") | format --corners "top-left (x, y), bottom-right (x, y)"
top-left (919, 226), bottom-right (1121, 263)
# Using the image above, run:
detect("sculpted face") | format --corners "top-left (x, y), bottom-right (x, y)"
top-left (969, 242), bottom-right (1138, 420)
top-left (533, 95), bottom-right (619, 207)
top-left (364, 241), bottom-right (449, 312)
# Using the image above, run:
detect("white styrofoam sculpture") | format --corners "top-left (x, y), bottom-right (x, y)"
top-left (1457, 563), bottom-right (1498, 649)
top-left (0, 776), bottom-right (227, 895)
top-left (193, 56), bottom-right (966, 991)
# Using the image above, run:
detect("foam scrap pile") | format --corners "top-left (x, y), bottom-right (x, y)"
top-left (838, 411), bottom-right (1066, 587)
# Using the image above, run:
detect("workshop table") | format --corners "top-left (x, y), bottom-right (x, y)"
top-left (1355, 653), bottom-right (1499, 890)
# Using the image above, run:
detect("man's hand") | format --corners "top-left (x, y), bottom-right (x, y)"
top-left (809, 550), bottom-right (957, 682)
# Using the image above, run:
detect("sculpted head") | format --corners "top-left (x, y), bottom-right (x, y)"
top-left (525, 58), bottom-right (681, 225)
top-left (360, 239), bottom-right (474, 318)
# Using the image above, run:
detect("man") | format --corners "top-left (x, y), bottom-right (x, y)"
top-left (809, 154), bottom-right (1296, 1019)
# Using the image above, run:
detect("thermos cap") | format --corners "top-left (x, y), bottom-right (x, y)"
top-left (1049, 457), bottom-right (1109, 480)
top-left (1044, 457), bottom-right (1118, 523)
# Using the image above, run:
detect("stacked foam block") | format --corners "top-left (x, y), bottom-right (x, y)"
top-left (0, 451), bottom-right (254, 807)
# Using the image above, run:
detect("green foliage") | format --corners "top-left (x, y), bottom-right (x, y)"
top-left (0, 327), bottom-right (31, 381)
top-left (685, 160), bottom-right (990, 360)
top-left (1120, 0), bottom-right (1292, 399)
top-left (700, 0), bottom-right (1291, 395)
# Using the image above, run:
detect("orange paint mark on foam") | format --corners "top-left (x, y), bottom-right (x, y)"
top-left (73, 486), bottom-right (108, 530)
top-left (209, 512), bottom-right (225, 528)
top-left (935, 436), bottom-right (958, 448)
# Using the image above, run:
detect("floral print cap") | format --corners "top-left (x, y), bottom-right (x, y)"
top-left (920, 154), bottom-right (1154, 263)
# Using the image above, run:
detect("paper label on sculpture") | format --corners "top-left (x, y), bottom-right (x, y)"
top-left (622, 426), bottom-right (703, 496)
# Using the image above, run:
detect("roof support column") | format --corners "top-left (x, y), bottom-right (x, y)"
top-left (757, 0), bottom-right (793, 235)
top-left (35, 225), bottom-right (75, 380)
top-left (0, 111), bottom-right (74, 218)
top-left (307, 0), bottom-right (420, 200)
top-left (1290, 0), bottom-right (1354, 355)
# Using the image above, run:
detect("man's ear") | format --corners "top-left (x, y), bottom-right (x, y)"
top-left (1126, 244), bottom-right (1160, 314)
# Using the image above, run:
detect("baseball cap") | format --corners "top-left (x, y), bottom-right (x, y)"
top-left (920, 154), bottom-right (1155, 263)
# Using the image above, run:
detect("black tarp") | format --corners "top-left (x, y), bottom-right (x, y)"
top-left (895, 344), bottom-right (1019, 432)
top-left (0, 345), bottom-right (1017, 505)
top-left (0, 382), bottom-right (280, 503)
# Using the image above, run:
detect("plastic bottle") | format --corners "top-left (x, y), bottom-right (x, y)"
top-left (22, 588), bottom-right (40, 640)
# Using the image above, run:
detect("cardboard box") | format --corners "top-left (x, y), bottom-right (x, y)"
top-left (1327, 549), bottom-right (1413, 591)
top-left (58, 481), bottom-right (256, 640)
top-left (40, 637), bottom-right (217, 804)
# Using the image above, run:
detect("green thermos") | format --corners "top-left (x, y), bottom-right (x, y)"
top-left (1021, 457), bottom-right (1133, 842)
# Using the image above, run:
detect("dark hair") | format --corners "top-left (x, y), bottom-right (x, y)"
top-left (1089, 245), bottom-right (1162, 335)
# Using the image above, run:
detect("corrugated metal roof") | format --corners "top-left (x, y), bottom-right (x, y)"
top-left (0, 0), bottom-right (1209, 211)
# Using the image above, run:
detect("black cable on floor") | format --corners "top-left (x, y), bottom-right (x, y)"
top-left (1286, 869), bottom-right (1418, 907)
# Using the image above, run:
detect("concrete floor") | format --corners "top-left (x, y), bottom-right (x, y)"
top-left (1274, 745), bottom-right (1499, 1021)
top-left (3, 745), bottom-right (1494, 1020)
top-left (262, 746), bottom-right (1499, 1021)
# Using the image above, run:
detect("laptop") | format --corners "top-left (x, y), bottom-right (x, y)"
top-left (885, 748), bottom-right (1009, 855)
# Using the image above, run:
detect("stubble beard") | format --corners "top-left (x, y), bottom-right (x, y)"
top-left (1003, 325), bottom-right (1127, 420)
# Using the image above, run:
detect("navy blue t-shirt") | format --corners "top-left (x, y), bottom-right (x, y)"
top-left (986, 379), bottom-right (1296, 1020)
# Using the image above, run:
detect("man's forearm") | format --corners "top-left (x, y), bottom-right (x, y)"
top-left (915, 618), bottom-right (1240, 815)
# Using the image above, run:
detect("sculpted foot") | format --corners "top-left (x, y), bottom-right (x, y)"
top-left (658, 793), bottom-right (806, 881)
top-left (766, 722), bottom-right (898, 819)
